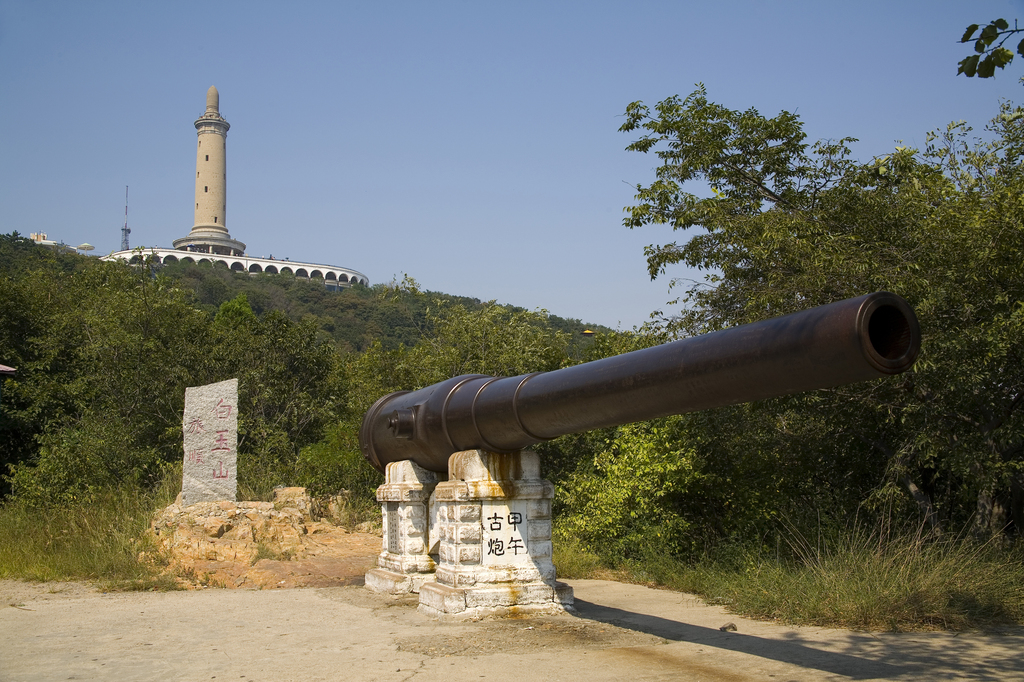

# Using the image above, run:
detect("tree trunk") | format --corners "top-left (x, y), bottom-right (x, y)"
top-left (973, 486), bottom-right (1008, 540)
top-left (1011, 475), bottom-right (1023, 540)
top-left (901, 474), bottom-right (942, 535)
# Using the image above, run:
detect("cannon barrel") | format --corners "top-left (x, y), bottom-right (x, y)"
top-left (360, 292), bottom-right (920, 474)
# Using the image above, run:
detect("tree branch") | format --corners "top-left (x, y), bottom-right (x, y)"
top-left (721, 162), bottom-right (791, 207)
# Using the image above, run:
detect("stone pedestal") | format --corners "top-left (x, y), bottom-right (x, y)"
top-left (364, 460), bottom-right (439, 594)
top-left (418, 450), bottom-right (574, 618)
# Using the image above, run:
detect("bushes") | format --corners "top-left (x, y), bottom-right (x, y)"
top-left (0, 258), bottom-right (347, 506)
top-left (620, 92), bottom-right (1024, 539)
top-left (8, 418), bottom-right (168, 508)
top-left (2, 257), bottom-right (212, 501)
top-left (557, 419), bottom-right (700, 559)
top-left (296, 421), bottom-right (380, 502)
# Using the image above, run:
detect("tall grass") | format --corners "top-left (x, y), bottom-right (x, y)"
top-left (0, 479), bottom-right (180, 590)
top-left (553, 529), bottom-right (619, 580)
top-left (726, 523), bottom-right (1024, 630)
top-left (557, 522), bottom-right (1024, 631)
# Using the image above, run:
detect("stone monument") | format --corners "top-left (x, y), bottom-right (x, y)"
top-left (180, 378), bottom-right (238, 505)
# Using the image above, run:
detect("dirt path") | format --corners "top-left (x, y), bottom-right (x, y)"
top-left (2, 577), bottom-right (1022, 681)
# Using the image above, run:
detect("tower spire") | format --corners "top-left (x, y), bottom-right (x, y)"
top-left (206, 85), bottom-right (219, 113)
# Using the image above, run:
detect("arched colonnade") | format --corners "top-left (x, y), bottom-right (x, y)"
top-left (104, 248), bottom-right (369, 288)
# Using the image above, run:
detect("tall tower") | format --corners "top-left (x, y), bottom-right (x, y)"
top-left (120, 186), bottom-right (130, 251)
top-left (173, 86), bottom-right (246, 256)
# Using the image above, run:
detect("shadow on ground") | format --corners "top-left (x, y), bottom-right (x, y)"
top-left (572, 596), bottom-right (1024, 681)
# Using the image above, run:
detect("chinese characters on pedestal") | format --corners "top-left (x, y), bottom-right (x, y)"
top-left (481, 501), bottom-right (530, 566)
top-left (180, 378), bottom-right (238, 505)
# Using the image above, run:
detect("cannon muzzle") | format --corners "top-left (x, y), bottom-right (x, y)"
top-left (360, 292), bottom-right (920, 474)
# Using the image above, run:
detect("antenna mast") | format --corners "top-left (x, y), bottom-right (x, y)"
top-left (120, 186), bottom-right (131, 251)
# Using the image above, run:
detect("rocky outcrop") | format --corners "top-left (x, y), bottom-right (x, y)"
top-left (148, 487), bottom-right (382, 589)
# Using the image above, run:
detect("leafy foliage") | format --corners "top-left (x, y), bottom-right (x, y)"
top-left (959, 19), bottom-right (1024, 78)
top-left (206, 294), bottom-right (346, 498)
top-left (345, 281), bottom-right (571, 413)
top-left (0, 239), bottom-right (605, 506)
top-left (557, 420), bottom-right (700, 558)
top-left (2, 254), bottom-right (210, 502)
top-left (158, 261), bottom-right (603, 352)
top-left (0, 246), bottom-right (346, 504)
top-left (613, 88), bottom-right (1024, 540)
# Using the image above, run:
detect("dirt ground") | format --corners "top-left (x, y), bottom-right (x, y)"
top-left (178, 531), bottom-right (382, 589)
top-left (3, 570), bottom-right (1024, 681)
top-left (4, 514), bottom-right (1024, 681)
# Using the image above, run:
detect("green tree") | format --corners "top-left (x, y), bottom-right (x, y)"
top-left (4, 256), bottom-right (212, 505)
top-left (1, 249), bottom-right (347, 506)
top-left (204, 295), bottom-right (345, 498)
top-left (616, 87), bottom-right (1024, 538)
top-left (348, 290), bottom-right (570, 415)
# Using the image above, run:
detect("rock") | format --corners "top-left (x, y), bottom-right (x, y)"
top-left (273, 487), bottom-right (310, 515)
top-left (355, 520), bottom-right (382, 535)
top-left (147, 487), bottom-right (384, 589)
top-left (222, 523), bottom-right (253, 542)
top-left (203, 518), bottom-right (231, 538)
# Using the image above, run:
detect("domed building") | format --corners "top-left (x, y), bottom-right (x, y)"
top-left (104, 87), bottom-right (368, 290)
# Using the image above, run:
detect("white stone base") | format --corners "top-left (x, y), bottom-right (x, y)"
top-left (377, 551), bottom-right (436, 575)
top-left (418, 579), bottom-right (574, 619)
top-left (364, 460), bottom-right (439, 594)
top-left (418, 450), bottom-right (574, 617)
top-left (364, 568), bottom-right (436, 595)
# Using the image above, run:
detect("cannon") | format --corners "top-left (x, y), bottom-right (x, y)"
top-left (360, 292), bottom-right (920, 475)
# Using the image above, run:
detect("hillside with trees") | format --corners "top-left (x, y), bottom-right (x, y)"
top-left (157, 259), bottom-right (605, 353)
top-left (0, 234), bottom-right (604, 502)
top-left (1, 92), bottom-right (1022, 629)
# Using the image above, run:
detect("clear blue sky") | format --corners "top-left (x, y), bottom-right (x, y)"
top-left (2, 1), bottom-right (1023, 329)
